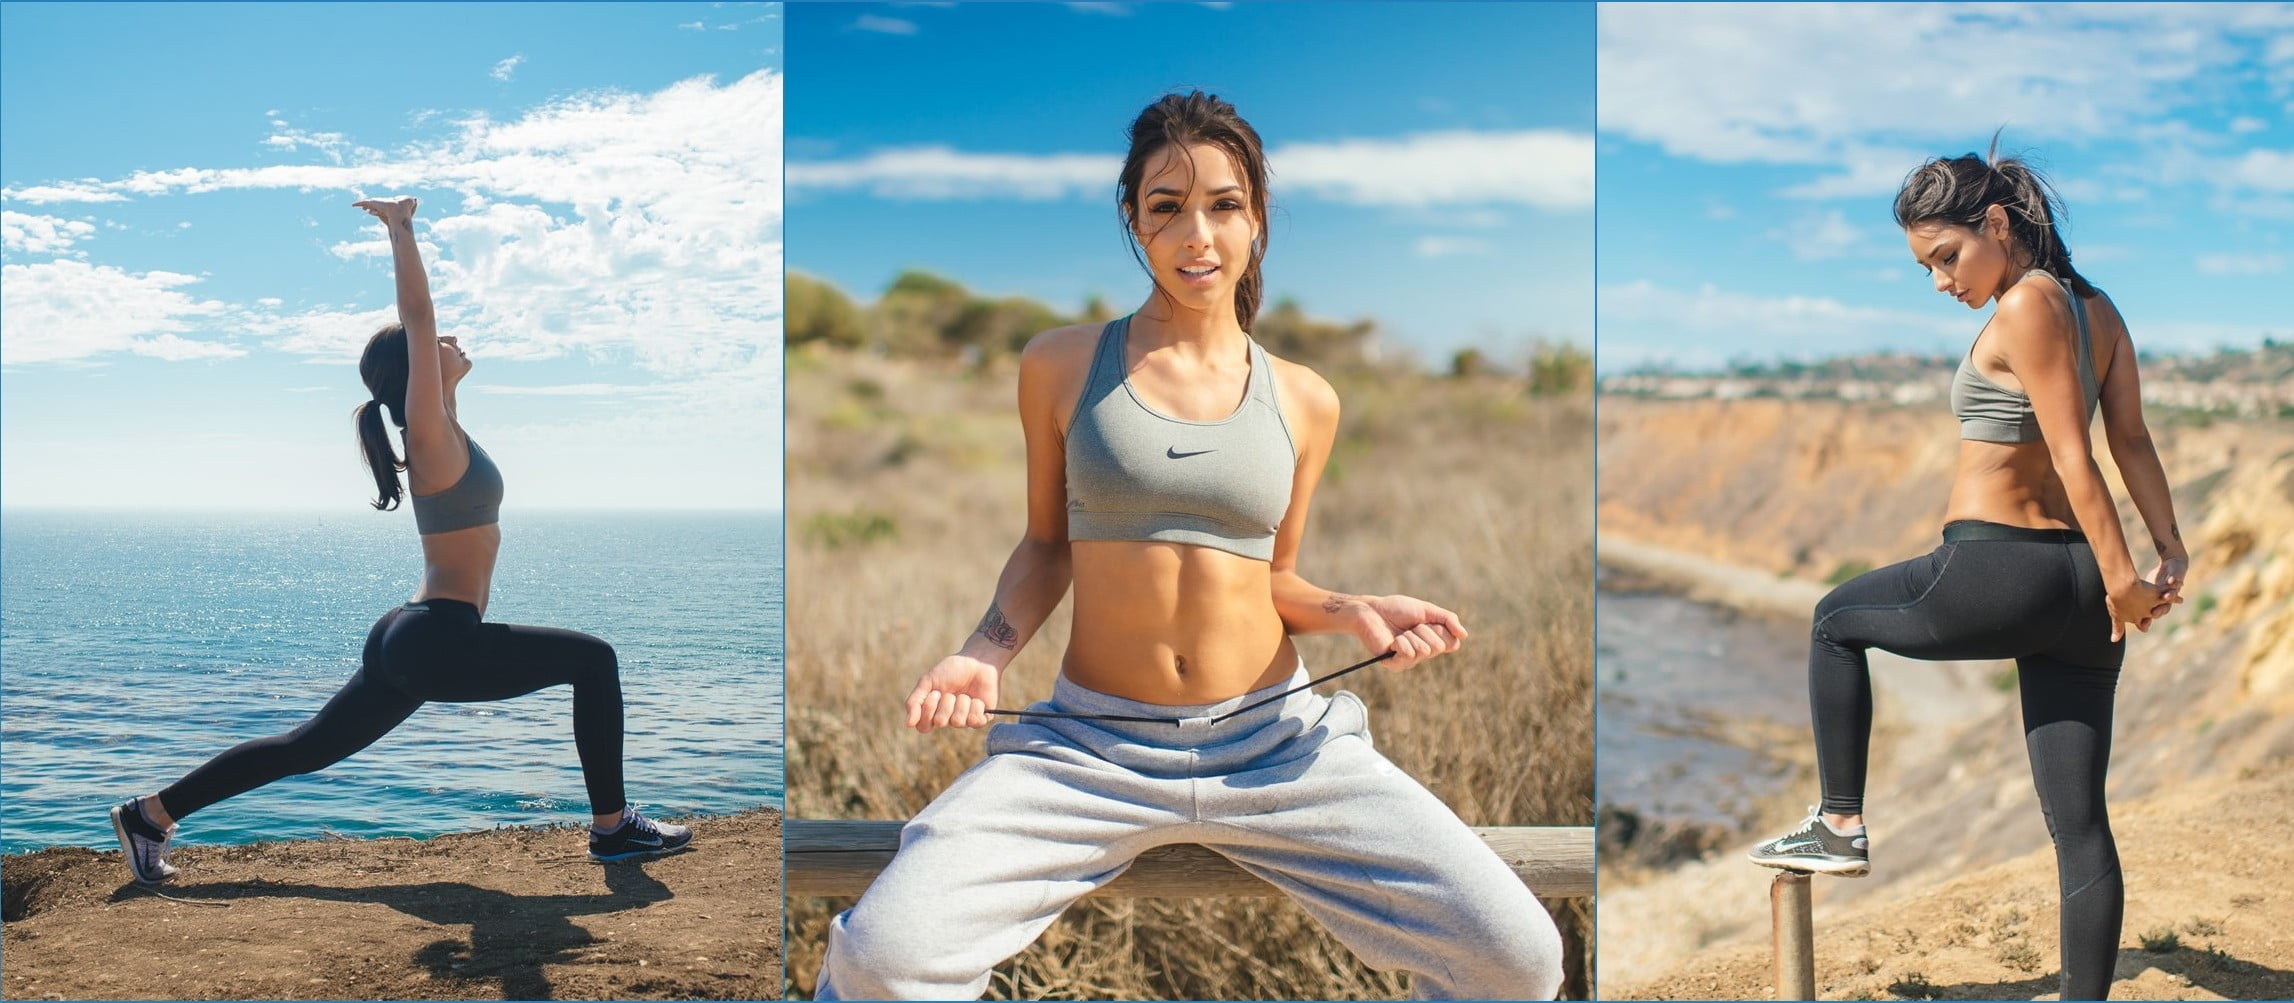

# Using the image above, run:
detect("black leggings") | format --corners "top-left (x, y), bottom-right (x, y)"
top-left (1810, 520), bottom-right (2124, 1000)
top-left (157, 599), bottom-right (626, 820)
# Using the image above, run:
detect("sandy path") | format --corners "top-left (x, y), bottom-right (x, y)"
top-left (2, 808), bottom-right (779, 1001)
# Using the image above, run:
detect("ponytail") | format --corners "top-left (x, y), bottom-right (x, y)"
top-left (355, 399), bottom-right (405, 510)
top-left (354, 323), bottom-right (411, 510)
top-left (1893, 130), bottom-right (2095, 298)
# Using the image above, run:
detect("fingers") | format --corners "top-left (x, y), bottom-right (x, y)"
top-left (2110, 620), bottom-right (2125, 643)
top-left (903, 677), bottom-right (932, 730)
top-left (1421, 603), bottom-right (1468, 644)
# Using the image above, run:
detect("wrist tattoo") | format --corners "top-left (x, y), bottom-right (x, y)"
top-left (1322, 593), bottom-right (1358, 614)
top-left (975, 603), bottom-right (1019, 650)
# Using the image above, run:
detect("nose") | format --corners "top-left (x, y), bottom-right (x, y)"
top-left (1931, 269), bottom-right (1951, 294)
top-left (1178, 209), bottom-right (1213, 250)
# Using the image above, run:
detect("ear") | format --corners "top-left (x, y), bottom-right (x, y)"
top-left (1983, 203), bottom-right (2011, 242)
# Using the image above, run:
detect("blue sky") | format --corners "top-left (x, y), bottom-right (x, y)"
top-left (786, 2), bottom-right (1594, 369)
top-left (1, 2), bottom-right (783, 510)
top-left (1597, 3), bottom-right (2294, 372)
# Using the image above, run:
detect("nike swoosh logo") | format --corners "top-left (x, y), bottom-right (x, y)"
top-left (1167, 447), bottom-right (1215, 459)
top-left (1772, 837), bottom-right (1828, 853)
top-left (623, 834), bottom-right (664, 847)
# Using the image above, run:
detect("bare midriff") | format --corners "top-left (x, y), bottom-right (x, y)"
top-left (1943, 438), bottom-right (2080, 532)
top-left (1061, 539), bottom-right (1297, 706)
top-left (411, 524), bottom-right (500, 617)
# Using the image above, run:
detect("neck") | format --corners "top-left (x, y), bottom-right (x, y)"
top-left (1131, 294), bottom-right (1249, 357)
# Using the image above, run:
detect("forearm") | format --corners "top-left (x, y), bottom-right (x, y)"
top-left (1271, 569), bottom-right (1376, 637)
top-left (956, 536), bottom-right (1071, 669)
top-left (2057, 452), bottom-right (2139, 586)
top-left (2108, 431), bottom-right (2185, 560)
top-left (385, 220), bottom-right (437, 331)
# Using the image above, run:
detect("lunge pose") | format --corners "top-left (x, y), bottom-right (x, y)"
top-left (812, 92), bottom-right (1565, 1001)
top-left (1749, 142), bottom-right (2187, 1000)
top-left (110, 196), bottom-right (691, 883)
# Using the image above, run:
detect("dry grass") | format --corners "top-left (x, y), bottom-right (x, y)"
top-left (782, 346), bottom-right (1595, 999)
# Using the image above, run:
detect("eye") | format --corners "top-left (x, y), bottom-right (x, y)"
top-left (1214, 198), bottom-right (1243, 211)
top-left (1150, 200), bottom-right (1180, 214)
top-left (1944, 252), bottom-right (1958, 265)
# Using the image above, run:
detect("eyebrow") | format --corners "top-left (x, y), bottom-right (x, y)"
top-left (1146, 184), bottom-right (1245, 198)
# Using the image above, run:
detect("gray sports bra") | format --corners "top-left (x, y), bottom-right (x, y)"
top-left (1950, 269), bottom-right (2102, 443)
top-left (411, 435), bottom-right (503, 535)
top-left (1064, 315), bottom-right (1297, 561)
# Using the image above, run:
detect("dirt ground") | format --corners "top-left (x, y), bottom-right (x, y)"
top-left (1, 808), bottom-right (779, 1001)
top-left (1607, 763), bottom-right (2294, 1001)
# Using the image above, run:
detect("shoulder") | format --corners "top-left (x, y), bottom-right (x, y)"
top-left (1992, 275), bottom-right (2077, 352)
top-left (1019, 322), bottom-right (1106, 377)
top-left (1262, 347), bottom-right (1339, 427)
top-left (1018, 322), bottom-right (1108, 421)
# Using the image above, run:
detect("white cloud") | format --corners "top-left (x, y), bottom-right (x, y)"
top-left (474, 382), bottom-right (664, 396)
top-left (1413, 236), bottom-right (1494, 258)
top-left (788, 129), bottom-right (1595, 210)
top-left (1600, 4), bottom-right (2294, 199)
top-left (2195, 252), bottom-right (2285, 275)
top-left (853, 14), bottom-right (918, 35)
top-left (1769, 209), bottom-right (1869, 261)
top-left (1597, 279), bottom-right (1964, 367)
top-left (1273, 130), bottom-right (1593, 210)
top-left (0, 260), bottom-right (238, 363)
top-left (2229, 116), bottom-right (2269, 134)
top-left (788, 146), bottom-right (1114, 200)
top-left (1, 211), bottom-right (97, 254)
top-left (3, 71), bottom-right (785, 378)
top-left (491, 54), bottom-right (525, 82)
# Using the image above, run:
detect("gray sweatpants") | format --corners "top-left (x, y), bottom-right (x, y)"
top-left (815, 667), bottom-right (1565, 1000)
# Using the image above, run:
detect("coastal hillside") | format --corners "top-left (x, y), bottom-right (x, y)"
top-left (1597, 397), bottom-right (2294, 997)
top-left (1, 809), bottom-right (780, 1001)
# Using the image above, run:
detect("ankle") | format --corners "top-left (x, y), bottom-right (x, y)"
top-left (1822, 812), bottom-right (1864, 833)
top-left (138, 796), bottom-right (175, 830)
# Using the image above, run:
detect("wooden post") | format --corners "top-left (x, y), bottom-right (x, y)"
top-left (1771, 870), bottom-right (1815, 1000)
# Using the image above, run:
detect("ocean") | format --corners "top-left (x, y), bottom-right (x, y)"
top-left (0, 510), bottom-right (782, 853)
top-left (1595, 577), bottom-right (1810, 832)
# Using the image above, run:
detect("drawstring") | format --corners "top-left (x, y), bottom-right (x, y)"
top-left (985, 651), bottom-right (1397, 726)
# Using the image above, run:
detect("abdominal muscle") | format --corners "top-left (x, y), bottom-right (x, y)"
top-left (1943, 438), bottom-right (2080, 532)
top-left (412, 525), bottom-right (501, 618)
top-left (1061, 540), bottom-right (1298, 706)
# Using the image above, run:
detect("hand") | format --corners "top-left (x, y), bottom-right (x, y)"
top-left (904, 654), bottom-right (1000, 733)
top-left (353, 197), bottom-right (418, 226)
top-left (1343, 594), bottom-right (1468, 671)
top-left (2150, 553), bottom-right (2190, 608)
top-left (2105, 577), bottom-right (2173, 643)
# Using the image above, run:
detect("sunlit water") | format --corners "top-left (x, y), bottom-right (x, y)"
top-left (1, 511), bottom-right (782, 852)
top-left (1596, 576), bottom-right (1811, 832)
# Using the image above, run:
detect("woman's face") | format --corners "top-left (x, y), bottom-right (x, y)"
top-left (1904, 208), bottom-right (2018, 309)
top-left (438, 334), bottom-right (472, 385)
top-left (1129, 141), bottom-right (1260, 320)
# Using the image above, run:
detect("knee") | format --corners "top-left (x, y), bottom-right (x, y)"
top-left (817, 905), bottom-right (959, 1001)
top-left (1431, 890), bottom-right (1566, 1000)
top-left (573, 634), bottom-right (619, 682)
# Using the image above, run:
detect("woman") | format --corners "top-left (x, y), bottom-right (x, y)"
top-left (813, 92), bottom-right (1564, 1001)
top-left (109, 196), bottom-right (691, 883)
top-left (1748, 143), bottom-right (2187, 1001)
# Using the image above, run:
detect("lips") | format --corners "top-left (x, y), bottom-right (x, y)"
top-left (1177, 263), bottom-right (1220, 286)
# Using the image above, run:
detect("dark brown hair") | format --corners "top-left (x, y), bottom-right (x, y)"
top-left (1893, 132), bottom-right (2095, 298)
top-left (353, 323), bottom-right (409, 510)
top-left (1116, 91), bottom-right (1272, 332)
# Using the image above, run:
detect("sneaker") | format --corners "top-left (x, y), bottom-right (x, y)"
top-left (588, 806), bottom-right (693, 862)
top-left (1748, 806), bottom-right (1869, 876)
top-left (110, 797), bottom-right (179, 883)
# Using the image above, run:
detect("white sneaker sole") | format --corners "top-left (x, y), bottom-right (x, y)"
top-left (1749, 850), bottom-right (1870, 877)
